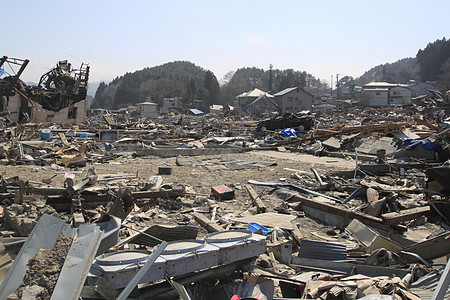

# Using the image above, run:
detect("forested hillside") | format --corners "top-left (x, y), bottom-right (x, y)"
top-left (356, 57), bottom-right (420, 86)
top-left (220, 67), bottom-right (328, 103)
top-left (353, 38), bottom-right (450, 90)
top-left (91, 61), bottom-right (219, 109)
top-left (92, 63), bottom-right (328, 109)
top-left (416, 37), bottom-right (450, 90)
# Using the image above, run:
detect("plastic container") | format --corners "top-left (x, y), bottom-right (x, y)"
top-left (248, 222), bottom-right (271, 236)
top-left (40, 128), bottom-right (52, 140)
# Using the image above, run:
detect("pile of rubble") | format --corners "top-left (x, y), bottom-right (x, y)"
top-left (0, 104), bottom-right (449, 299)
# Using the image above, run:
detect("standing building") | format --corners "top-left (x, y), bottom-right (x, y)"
top-left (273, 87), bottom-right (314, 113)
top-left (235, 88), bottom-right (279, 114)
top-left (136, 102), bottom-right (158, 118)
top-left (362, 82), bottom-right (411, 106)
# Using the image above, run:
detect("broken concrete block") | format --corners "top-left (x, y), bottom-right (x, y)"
top-left (20, 285), bottom-right (47, 299)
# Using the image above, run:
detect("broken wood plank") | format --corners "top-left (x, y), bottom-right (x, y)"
top-left (402, 232), bottom-right (450, 261)
top-left (58, 132), bottom-right (70, 147)
top-left (310, 167), bottom-right (325, 186)
top-left (290, 223), bottom-right (306, 247)
top-left (30, 187), bottom-right (67, 196)
top-left (67, 178), bottom-right (91, 196)
top-left (381, 206), bottom-right (431, 225)
top-left (291, 195), bottom-right (391, 231)
top-left (73, 212), bottom-right (85, 227)
top-left (103, 114), bottom-right (118, 127)
top-left (414, 117), bottom-right (441, 132)
top-left (230, 212), bottom-right (296, 231)
top-left (191, 212), bottom-right (223, 233)
top-left (245, 184), bottom-right (267, 213)
top-left (132, 188), bottom-right (185, 199)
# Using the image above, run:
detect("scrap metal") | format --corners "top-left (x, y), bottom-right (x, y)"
top-left (0, 56), bottom-right (89, 114)
top-left (33, 60), bottom-right (90, 111)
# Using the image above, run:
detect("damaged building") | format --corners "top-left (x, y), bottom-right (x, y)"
top-left (0, 56), bottom-right (89, 124)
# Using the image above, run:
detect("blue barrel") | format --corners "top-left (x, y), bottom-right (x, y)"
top-left (40, 128), bottom-right (52, 140)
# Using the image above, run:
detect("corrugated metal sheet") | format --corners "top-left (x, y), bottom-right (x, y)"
top-left (299, 239), bottom-right (347, 261)
top-left (121, 225), bottom-right (198, 247)
top-left (409, 269), bottom-right (450, 300)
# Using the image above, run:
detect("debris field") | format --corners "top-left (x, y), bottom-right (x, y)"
top-left (0, 57), bottom-right (449, 300)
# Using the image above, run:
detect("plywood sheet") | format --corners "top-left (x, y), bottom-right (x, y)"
top-left (231, 212), bottom-right (296, 230)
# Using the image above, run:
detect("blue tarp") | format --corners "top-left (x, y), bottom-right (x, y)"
top-left (403, 138), bottom-right (442, 152)
top-left (280, 128), bottom-right (297, 138)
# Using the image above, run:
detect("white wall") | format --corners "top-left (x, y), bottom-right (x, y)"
top-left (365, 90), bottom-right (389, 106)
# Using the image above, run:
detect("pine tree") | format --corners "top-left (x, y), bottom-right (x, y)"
top-left (204, 70), bottom-right (220, 105)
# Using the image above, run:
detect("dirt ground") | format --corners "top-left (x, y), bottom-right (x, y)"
top-left (1, 150), bottom-right (355, 189)
top-left (0, 150), bottom-right (356, 235)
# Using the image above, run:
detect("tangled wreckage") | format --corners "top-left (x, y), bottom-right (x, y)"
top-left (0, 56), bottom-right (89, 124)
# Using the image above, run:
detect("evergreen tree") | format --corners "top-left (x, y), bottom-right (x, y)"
top-left (187, 78), bottom-right (197, 100)
top-left (204, 70), bottom-right (220, 105)
top-left (91, 81), bottom-right (107, 108)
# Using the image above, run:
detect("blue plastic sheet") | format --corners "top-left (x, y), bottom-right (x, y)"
top-left (403, 138), bottom-right (442, 152)
top-left (280, 128), bottom-right (297, 138)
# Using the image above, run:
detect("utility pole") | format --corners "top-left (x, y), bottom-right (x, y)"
top-left (268, 64), bottom-right (273, 92)
top-left (330, 75), bottom-right (333, 97)
top-left (336, 73), bottom-right (340, 99)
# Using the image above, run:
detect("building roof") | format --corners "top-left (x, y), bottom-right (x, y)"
top-left (364, 88), bottom-right (389, 92)
top-left (235, 88), bottom-right (274, 98)
top-left (189, 108), bottom-right (204, 115)
top-left (364, 82), bottom-right (409, 88)
top-left (136, 101), bottom-right (157, 105)
top-left (273, 87), bottom-right (298, 96)
top-left (273, 86), bottom-right (313, 97)
top-left (365, 81), bottom-right (396, 87)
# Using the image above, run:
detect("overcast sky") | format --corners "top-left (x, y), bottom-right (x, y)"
top-left (3, 0), bottom-right (449, 85)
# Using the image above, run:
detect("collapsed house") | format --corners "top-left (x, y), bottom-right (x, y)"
top-left (0, 56), bottom-right (89, 124)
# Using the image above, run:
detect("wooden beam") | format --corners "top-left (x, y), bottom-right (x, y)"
top-left (403, 232), bottom-right (450, 261)
top-left (58, 132), bottom-right (70, 147)
top-left (245, 184), bottom-right (267, 213)
top-left (132, 189), bottom-right (185, 199)
top-left (381, 206), bottom-right (430, 225)
top-left (291, 195), bottom-right (391, 231)
top-left (310, 167), bottom-right (325, 186)
top-left (191, 212), bottom-right (224, 233)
